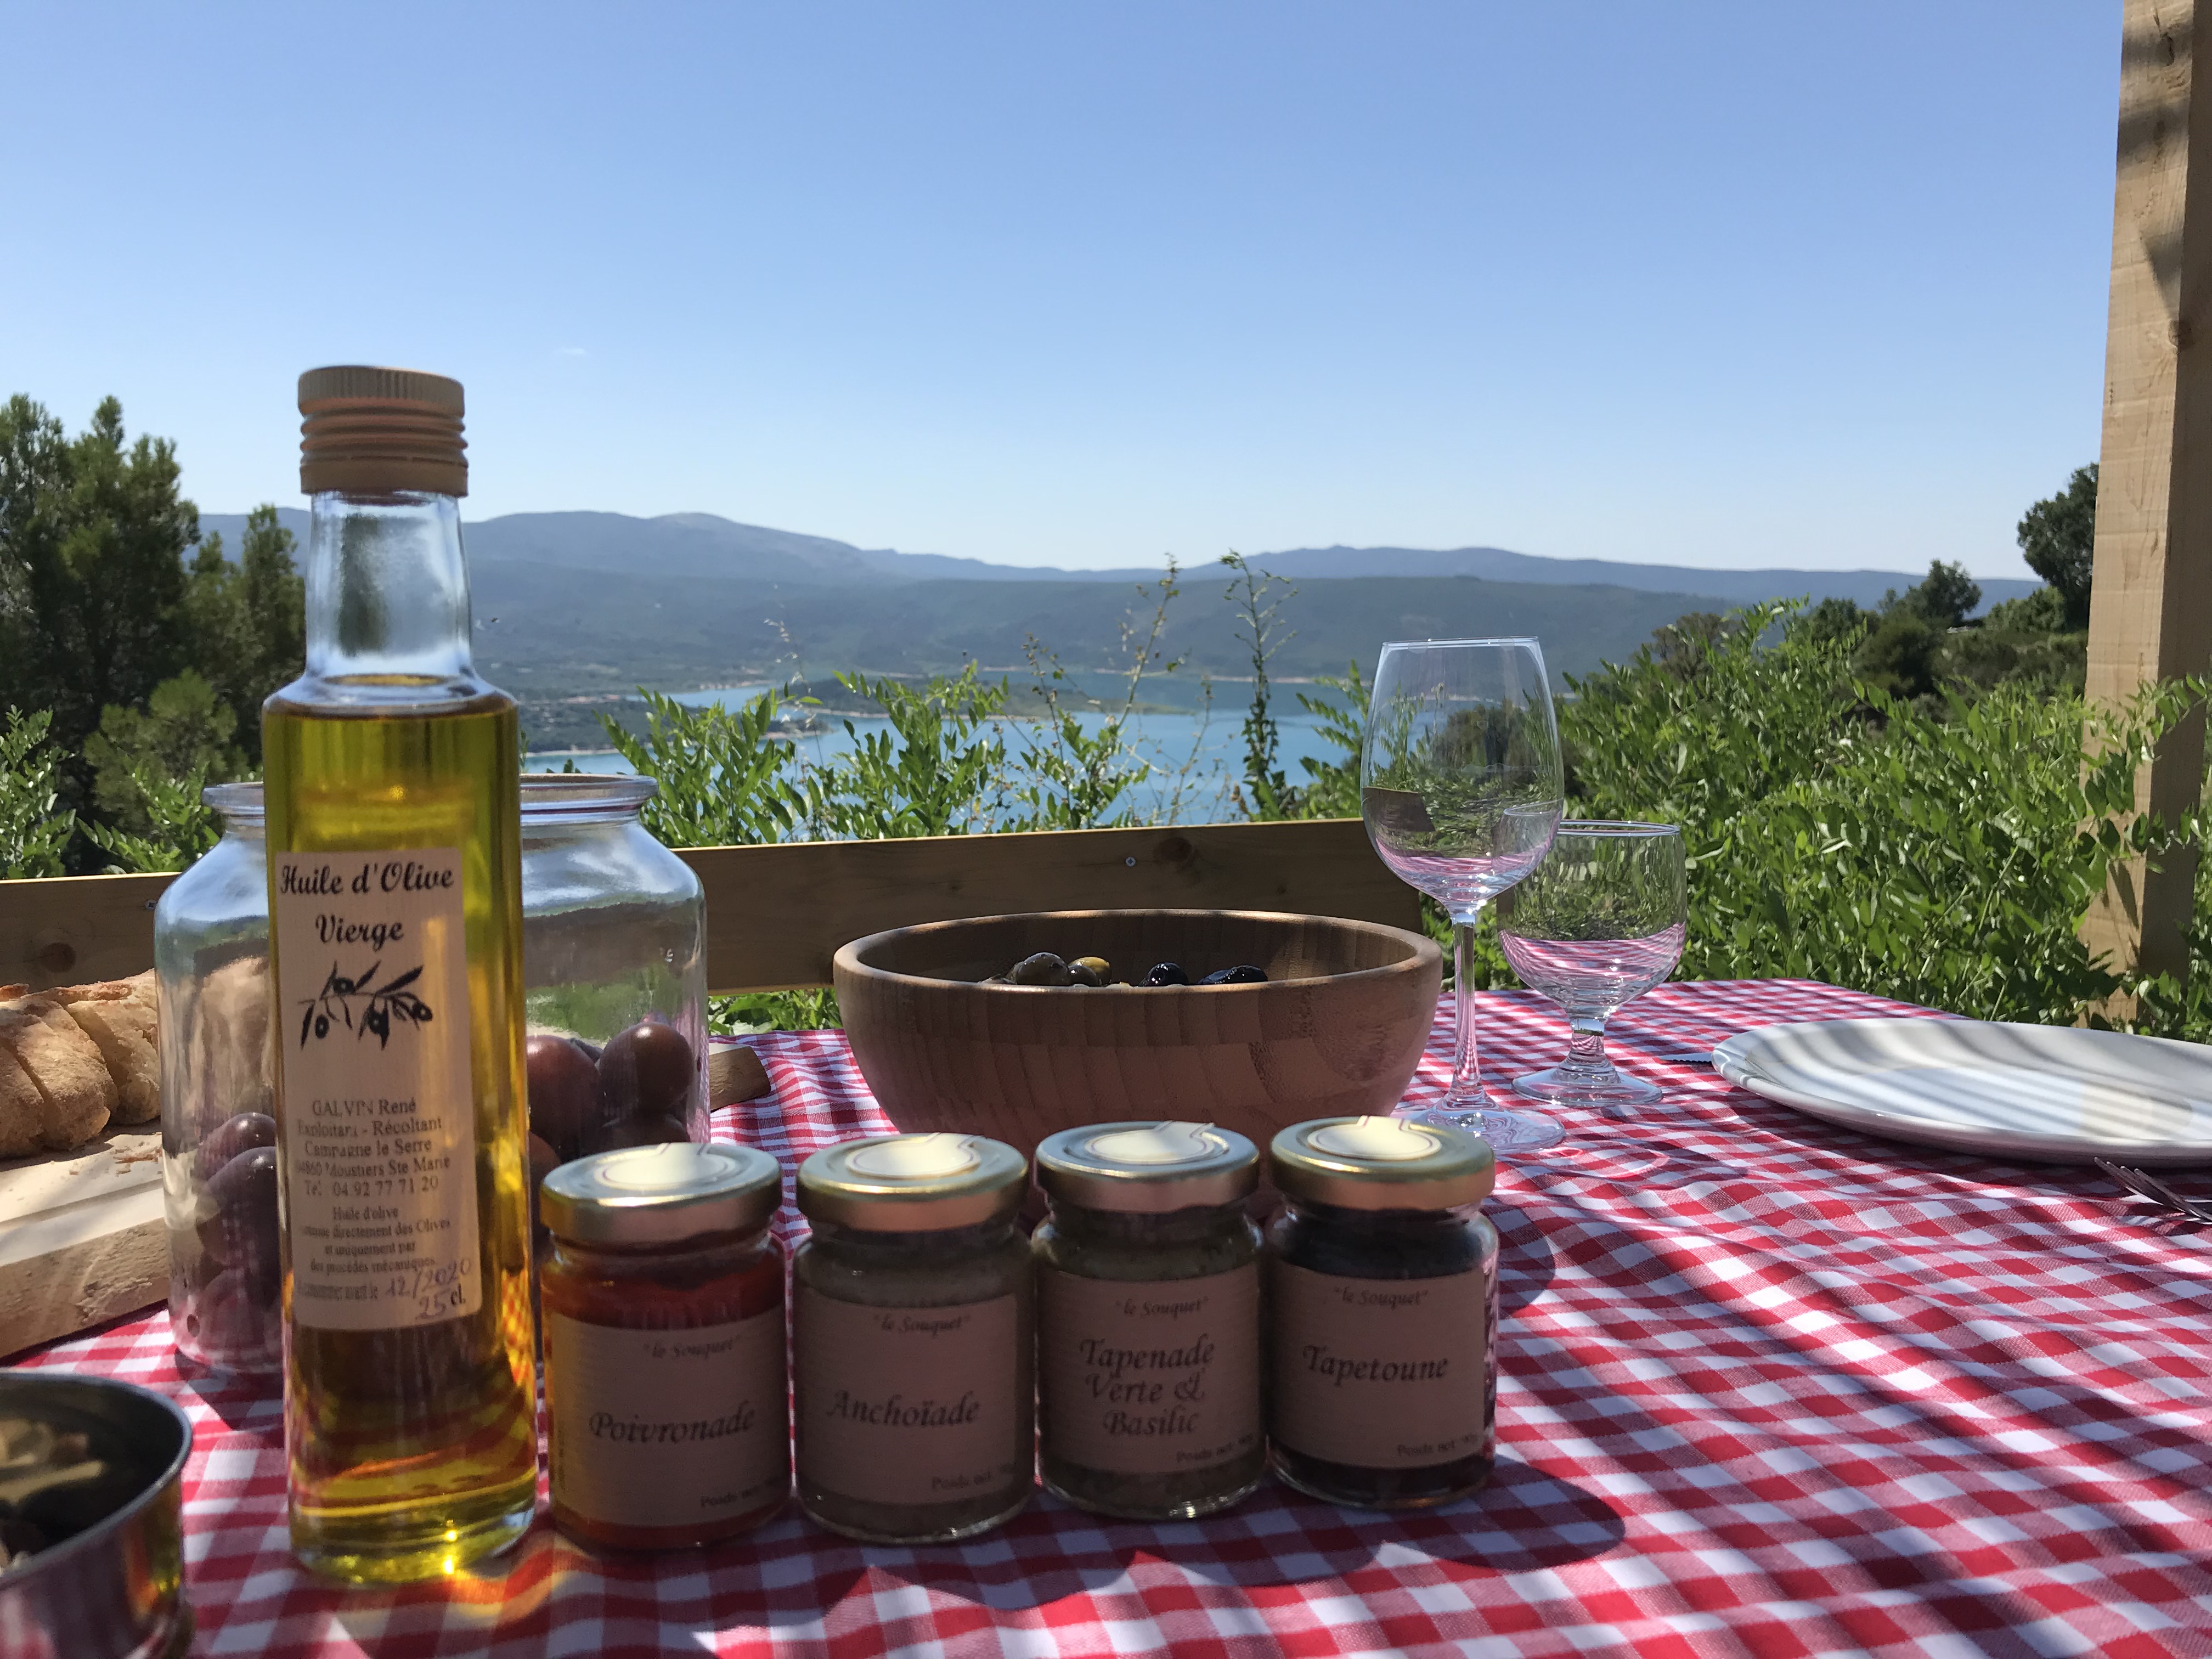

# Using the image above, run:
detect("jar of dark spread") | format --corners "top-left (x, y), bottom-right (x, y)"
top-left (1033, 1121), bottom-right (1263, 1519)
top-left (792, 1132), bottom-right (1032, 1543)
top-left (540, 1141), bottom-right (789, 1548)
top-left (1265, 1115), bottom-right (1498, 1509)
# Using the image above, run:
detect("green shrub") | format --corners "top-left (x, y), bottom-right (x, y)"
top-left (0, 709), bottom-right (77, 878)
top-left (1564, 602), bottom-right (2207, 1031)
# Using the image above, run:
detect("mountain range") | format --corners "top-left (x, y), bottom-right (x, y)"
top-left (202, 508), bottom-right (2039, 613)
top-left (195, 510), bottom-right (2041, 744)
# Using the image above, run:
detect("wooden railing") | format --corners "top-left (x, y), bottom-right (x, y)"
top-left (0, 819), bottom-right (1419, 995)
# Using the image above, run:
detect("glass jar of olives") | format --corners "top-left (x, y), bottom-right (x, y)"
top-left (1033, 1121), bottom-right (1265, 1519)
top-left (520, 776), bottom-right (708, 1176)
top-left (156, 783), bottom-right (281, 1373)
top-left (791, 1133), bottom-right (1033, 1544)
top-left (1265, 1116), bottom-right (1498, 1510)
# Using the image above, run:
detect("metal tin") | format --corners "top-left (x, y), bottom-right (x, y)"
top-left (0, 1373), bottom-right (193, 1659)
top-left (540, 1142), bottom-right (781, 1247)
top-left (1035, 1121), bottom-right (1259, 1212)
top-left (795, 1133), bottom-right (1026, 1232)
top-left (1268, 1116), bottom-right (1496, 1211)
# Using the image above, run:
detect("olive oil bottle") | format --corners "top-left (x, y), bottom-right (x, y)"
top-left (264, 368), bottom-right (535, 1582)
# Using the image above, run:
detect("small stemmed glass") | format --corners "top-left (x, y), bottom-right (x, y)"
top-left (1502, 821), bottom-right (1686, 1111)
top-left (1360, 639), bottom-right (1565, 1152)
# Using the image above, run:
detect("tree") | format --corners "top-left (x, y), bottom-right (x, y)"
top-left (86, 670), bottom-right (244, 836)
top-left (184, 505), bottom-right (304, 760)
top-left (0, 397), bottom-right (196, 779)
top-left (1793, 596), bottom-right (1873, 650)
top-left (2017, 464), bottom-right (2096, 629)
top-left (1891, 559), bottom-right (1981, 629)
top-left (1855, 608), bottom-right (1943, 701)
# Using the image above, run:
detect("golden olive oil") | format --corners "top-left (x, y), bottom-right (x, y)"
top-left (266, 688), bottom-right (537, 1581)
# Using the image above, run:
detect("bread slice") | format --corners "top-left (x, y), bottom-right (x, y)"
top-left (0, 996), bottom-right (116, 1149)
top-left (0, 1046), bottom-right (42, 1159)
top-left (64, 994), bottom-right (159, 1125)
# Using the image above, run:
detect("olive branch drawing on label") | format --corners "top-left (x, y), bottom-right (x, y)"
top-left (298, 960), bottom-right (435, 1049)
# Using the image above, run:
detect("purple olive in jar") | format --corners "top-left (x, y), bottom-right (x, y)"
top-left (193, 1110), bottom-right (276, 1181)
top-left (526, 1032), bottom-right (601, 1160)
top-left (198, 1266), bottom-right (280, 1359)
top-left (596, 1021), bottom-right (695, 1125)
top-left (202, 1146), bottom-right (281, 1289)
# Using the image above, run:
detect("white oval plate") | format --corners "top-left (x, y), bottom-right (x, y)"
top-left (1712, 1018), bottom-right (2212, 1167)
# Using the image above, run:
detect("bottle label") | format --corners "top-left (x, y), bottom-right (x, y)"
top-left (794, 1287), bottom-right (1022, 1508)
top-left (1268, 1260), bottom-right (1489, 1469)
top-left (546, 1308), bottom-right (789, 1530)
top-left (1039, 1263), bottom-right (1260, 1475)
top-left (272, 849), bottom-right (482, 1330)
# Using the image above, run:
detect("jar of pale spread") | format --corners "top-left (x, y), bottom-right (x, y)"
top-left (540, 1141), bottom-right (790, 1548)
top-left (1033, 1121), bottom-right (1264, 1519)
top-left (1264, 1115), bottom-right (1498, 1509)
top-left (791, 1133), bottom-right (1032, 1543)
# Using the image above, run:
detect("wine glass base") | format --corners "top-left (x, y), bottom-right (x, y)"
top-left (1401, 1099), bottom-right (1565, 1153)
top-left (1512, 1067), bottom-right (1661, 1108)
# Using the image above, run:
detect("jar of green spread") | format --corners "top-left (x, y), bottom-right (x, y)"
top-left (1265, 1115), bottom-right (1498, 1509)
top-left (1034, 1121), bottom-right (1265, 1519)
top-left (791, 1132), bottom-right (1033, 1543)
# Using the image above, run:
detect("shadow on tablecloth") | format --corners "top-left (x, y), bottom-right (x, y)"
top-left (774, 1456), bottom-right (1628, 1616)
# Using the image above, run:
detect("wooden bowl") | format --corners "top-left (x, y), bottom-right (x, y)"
top-left (833, 909), bottom-right (1443, 1156)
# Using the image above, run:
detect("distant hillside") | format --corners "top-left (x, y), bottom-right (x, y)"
top-left (199, 508), bottom-right (2040, 612)
top-left (193, 507), bottom-right (2036, 733)
top-left (454, 566), bottom-right (1732, 704)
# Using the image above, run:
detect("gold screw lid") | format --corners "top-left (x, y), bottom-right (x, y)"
top-left (298, 365), bottom-right (468, 498)
top-left (1268, 1115), bottom-right (1496, 1211)
top-left (796, 1132), bottom-right (1027, 1232)
top-left (540, 1141), bottom-right (781, 1246)
top-left (1036, 1121), bottom-right (1258, 1213)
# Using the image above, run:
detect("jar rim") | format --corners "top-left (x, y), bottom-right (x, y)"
top-left (521, 774), bottom-right (659, 823)
top-left (1037, 1121), bottom-right (1258, 1212)
top-left (543, 1141), bottom-right (782, 1245)
top-left (797, 1133), bottom-right (1028, 1232)
top-left (1268, 1115), bottom-right (1496, 1210)
top-left (196, 775), bottom-right (662, 827)
top-left (201, 781), bottom-right (264, 823)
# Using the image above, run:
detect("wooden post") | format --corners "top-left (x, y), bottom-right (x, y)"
top-left (2083, 0), bottom-right (2212, 989)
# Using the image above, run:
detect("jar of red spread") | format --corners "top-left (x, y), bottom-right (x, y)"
top-left (1265, 1115), bottom-right (1498, 1510)
top-left (540, 1141), bottom-right (789, 1548)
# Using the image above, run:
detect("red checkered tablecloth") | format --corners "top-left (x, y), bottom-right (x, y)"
top-left (18, 980), bottom-right (2212, 1658)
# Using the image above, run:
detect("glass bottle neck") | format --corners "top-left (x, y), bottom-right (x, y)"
top-left (302, 490), bottom-right (482, 695)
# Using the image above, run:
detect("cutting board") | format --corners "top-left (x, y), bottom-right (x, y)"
top-left (0, 1127), bottom-right (167, 1358)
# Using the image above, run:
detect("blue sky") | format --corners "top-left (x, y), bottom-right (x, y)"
top-left (4, 3), bottom-right (2116, 576)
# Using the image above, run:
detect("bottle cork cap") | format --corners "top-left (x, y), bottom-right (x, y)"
top-left (297, 365), bottom-right (468, 497)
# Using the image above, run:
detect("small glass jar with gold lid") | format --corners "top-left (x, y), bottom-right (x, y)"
top-left (1032, 1121), bottom-right (1264, 1519)
top-left (540, 1141), bottom-right (790, 1549)
top-left (791, 1132), bottom-right (1033, 1543)
top-left (1264, 1115), bottom-right (1498, 1509)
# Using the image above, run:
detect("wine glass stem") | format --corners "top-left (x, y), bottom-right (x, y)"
top-left (1450, 914), bottom-right (1483, 1102)
top-left (1565, 1016), bottom-right (1613, 1074)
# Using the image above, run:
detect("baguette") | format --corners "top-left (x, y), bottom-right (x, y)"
top-left (0, 996), bottom-right (116, 1150)
top-left (0, 1046), bottom-right (42, 1159)
top-left (63, 995), bottom-right (159, 1125)
top-left (0, 968), bottom-right (166, 1156)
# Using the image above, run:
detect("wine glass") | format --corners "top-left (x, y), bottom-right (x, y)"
top-left (1361, 639), bottom-right (1565, 1150)
top-left (1502, 821), bottom-right (1686, 1111)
